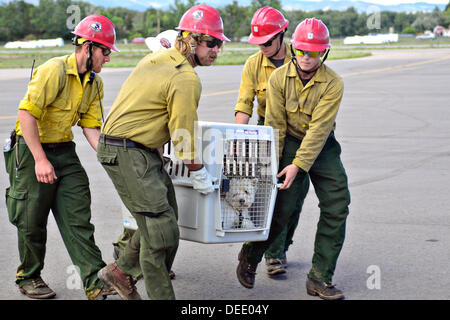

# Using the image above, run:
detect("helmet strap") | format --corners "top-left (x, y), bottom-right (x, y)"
top-left (194, 54), bottom-right (202, 66)
top-left (268, 31), bottom-right (285, 59)
top-left (86, 42), bottom-right (93, 71)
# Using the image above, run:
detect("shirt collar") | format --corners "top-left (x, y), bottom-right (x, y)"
top-left (168, 47), bottom-right (195, 70)
top-left (66, 53), bottom-right (79, 76)
top-left (287, 61), bottom-right (327, 83)
top-left (261, 42), bottom-right (292, 68)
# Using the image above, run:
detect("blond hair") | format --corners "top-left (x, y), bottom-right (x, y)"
top-left (175, 32), bottom-right (221, 57)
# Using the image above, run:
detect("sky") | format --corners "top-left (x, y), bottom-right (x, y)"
top-left (358, 0), bottom-right (448, 4)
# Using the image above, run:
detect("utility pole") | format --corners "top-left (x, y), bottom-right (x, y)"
top-left (157, 10), bottom-right (161, 34)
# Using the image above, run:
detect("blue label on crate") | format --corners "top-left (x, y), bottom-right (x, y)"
top-left (235, 129), bottom-right (258, 135)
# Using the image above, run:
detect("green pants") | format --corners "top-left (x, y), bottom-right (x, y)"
top-left (4, 139), bottom-right (105, 297)
top-left (242, 133), bottom-right (351, 283)
top-left (258, 116), bottom-right (307, 261)
top-left (97, 135), bottom-right (179, 300)
top-left (113, 227), bottom-right (143, 280)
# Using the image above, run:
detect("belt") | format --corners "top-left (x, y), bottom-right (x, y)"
top-left (17, 135), bottom-right (72, 149)
top-left (101, 135), bottom-right (155, 151)
top-left (42, 142), bottom-right (72, 149)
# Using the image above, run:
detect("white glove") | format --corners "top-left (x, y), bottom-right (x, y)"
top-left (190, 167), bottom-right (217, 195)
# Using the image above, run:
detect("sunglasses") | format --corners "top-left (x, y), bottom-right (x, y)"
top-left (261, 34), bottom-right (279, 47)
top-left (93, 43), bottom-right (112, 56)
top-left (294, 49), bottom-right (322, 58)
top-left (203, 37), bottom-right (223, 49)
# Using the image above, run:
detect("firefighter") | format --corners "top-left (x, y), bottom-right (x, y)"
top-left (3, 15), bottom-right (119, 300)
top-left (97, 4), bottom-right (230, 300)
top-left (234, 6), bottom-right (310, 278)
top-left (236, 18), bottom-right (351, 300)
top-left (110, 29), bottom-right (178, 282)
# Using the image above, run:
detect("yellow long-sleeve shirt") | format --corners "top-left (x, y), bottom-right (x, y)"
top-left (102, 48), bottom-right (201, 161)
top-left (265, 62), bottom-right (344, 172)
top-left (234, 44), bottom-right (291, 119)
top-left (15, 53), bottom-right (104, 142)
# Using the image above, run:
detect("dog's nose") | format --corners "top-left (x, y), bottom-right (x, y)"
top-left (239, 199), bottom-right (245, 205)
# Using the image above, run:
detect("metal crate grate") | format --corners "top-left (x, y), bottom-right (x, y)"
top-left (221, 138), bottom-right (273, 231)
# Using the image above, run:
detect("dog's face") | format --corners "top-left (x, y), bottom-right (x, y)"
top-left (224, 178), bottom-right (258, 210)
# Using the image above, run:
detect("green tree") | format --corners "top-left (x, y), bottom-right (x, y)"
top-left (0, 0), bottom-right (34, 41)
top-left (220, 1), bottom-right (252, 41)
top-left (251, 0), bottom-right (282, 11)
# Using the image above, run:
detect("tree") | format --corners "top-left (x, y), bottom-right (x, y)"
top-left (251, 0), bottom-right (282, 11)
top-left (0, 0), bottom-right (34, 41)
top-left (220, 1), bottom-right (252, 41)
top-left (412, 12), bottom-right (440, 32)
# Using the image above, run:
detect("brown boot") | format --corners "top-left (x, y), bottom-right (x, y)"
top-left (306, 277), bottom-right (345, 300)
top-left (18, 277), bottom-right (56, 299)
top-left (98, 263), bottom-right (141, 300)
top-left (236, 250), bottom-right (258, 289)
top-left (265, 258), bottom-right (286, 276)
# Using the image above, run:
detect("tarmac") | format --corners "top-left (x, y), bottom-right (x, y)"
top-left (0, 48), bottom-right (449, 302)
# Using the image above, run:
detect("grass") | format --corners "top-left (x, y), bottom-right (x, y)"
top-left (1, 37), bottom-right (449, 68)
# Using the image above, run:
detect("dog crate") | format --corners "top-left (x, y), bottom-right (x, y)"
top-left (121, 121), bottom-right (279, 243)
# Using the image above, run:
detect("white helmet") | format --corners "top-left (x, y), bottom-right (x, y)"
top-left (145, 30), bottom-right (178, 53)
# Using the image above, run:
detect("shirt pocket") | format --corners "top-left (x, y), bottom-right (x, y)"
top-left (45, 95), bottom-right (73, 127)
top-left (255, 85), bottom-right (266, 107)
top-left (300, 89), bottom-right (320, 116)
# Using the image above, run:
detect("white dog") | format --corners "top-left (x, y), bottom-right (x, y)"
top-left (222, 178), bottom-right (258, 230)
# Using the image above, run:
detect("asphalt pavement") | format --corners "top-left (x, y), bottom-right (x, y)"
top-left (0, 48), bottom-right (449, 302)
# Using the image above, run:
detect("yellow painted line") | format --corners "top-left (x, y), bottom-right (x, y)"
top-left (201, 89), bottom-right (238, 97)
top-left (2, 56), bottom-right (449, 120)
top-left (0, 115), bottom-right (16, 120)
top-left (341, 56), bottom-right (450, 78)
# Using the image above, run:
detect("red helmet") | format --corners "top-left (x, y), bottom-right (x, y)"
top-left (248, 6), bottom-right (289, 45)
top-left (73, 15), bottom-right (119, 52)
top-left (291, 18), bottom-right (330, 52)
top-left (176, 4), bottom-right (230, 42)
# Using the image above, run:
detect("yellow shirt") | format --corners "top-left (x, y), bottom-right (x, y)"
top-left (15, 53), bottom-right (104, 143)
top-left (265, 62), bottom-right (344, 172)
top-left (234, 43), bottom-right (291, 118)
top-left (102, 48), bottom-right (201, 161)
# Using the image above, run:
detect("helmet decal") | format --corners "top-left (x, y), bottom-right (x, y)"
top-left (175, 4), bottom-right (230, 42)
top-left (192, 10), bottom-right (204, 21)
top-left (90, 22), bottom-right (102, 32)
top-left (307, 32), bottom-right (314, 40)
top-left (253, 26), bottom-right (259, 33)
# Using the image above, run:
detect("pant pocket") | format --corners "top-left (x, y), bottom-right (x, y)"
top-left (6, 187), bottom-right (28, 226)
top-left (97, 151), bottom-right (118, 166)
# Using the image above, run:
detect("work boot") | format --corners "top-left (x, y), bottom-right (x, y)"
top-left (236, 250), bottom-right (258, 289)
top-left (87, 284), bottom-right (118, 300)
top-left (18, 277), bottom-right (56, 299)
top-left (306, 277), bottom-right (345, 300)
top-left (98, 263), bottom-right (141, 300)
top-left (265, 258), bottom-right (286, 276)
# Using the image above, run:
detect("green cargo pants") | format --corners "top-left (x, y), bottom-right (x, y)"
top-left (97, 134), bottom-right (179, 300)
top-left (4, 139), bottom-right (106, 297)
top-left (241, 132), bottom-right (351, 283)
top-left (258, 116), bottom-right (309, 261)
